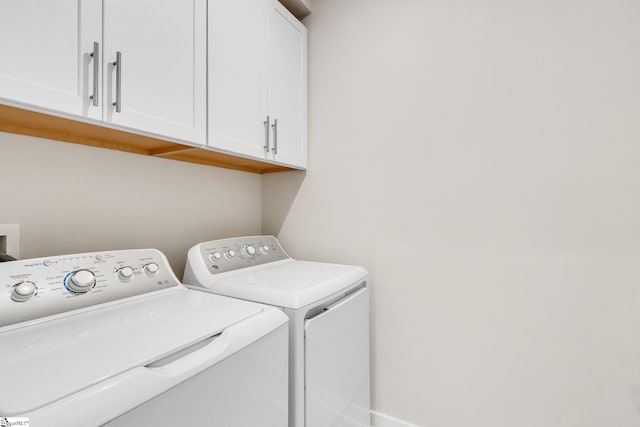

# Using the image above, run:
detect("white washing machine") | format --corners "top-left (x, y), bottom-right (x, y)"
top-left (0, 248), bottom-right (289, 427)
top-left (183, 235), bottom-right (371, 427)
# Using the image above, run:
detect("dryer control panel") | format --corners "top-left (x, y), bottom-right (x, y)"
top-left (0, 249), bottom-right (180, 328)
top-left (198, 235), bottom-right (290, 275)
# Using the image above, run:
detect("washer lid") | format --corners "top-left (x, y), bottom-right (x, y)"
top-left (0, 288), bottom-right (263, 416)
top-left (198, 259), bottom-right (368, 309)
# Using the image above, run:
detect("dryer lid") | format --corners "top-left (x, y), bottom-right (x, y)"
top-left (198, 259), bottom-right (368, 309)
top-left (0, 288), bottom-right (264, 416)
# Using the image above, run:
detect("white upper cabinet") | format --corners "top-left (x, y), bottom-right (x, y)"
top-left (209, 0), bottom-right (307, 168)
top-left (103, 0), bottom-right (207, 145)
top-left (0, 0), bottom-right (302, 171)
top-left (0, 0), bottom-right (102, 120)
top-left (267, 1), bottom-right (307, 168)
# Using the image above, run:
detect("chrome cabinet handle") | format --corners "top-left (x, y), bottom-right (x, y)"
top-left (112, 51), bottom-right (122, 113)
top-left (264, 115), bottom-right (270, 153)
top-left (89, 42), bottom-right (99, 106)
top-left (271, 118), bottom-right (278, 154)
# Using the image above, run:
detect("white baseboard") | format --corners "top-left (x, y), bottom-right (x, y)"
top-left (371, 411), bottom-right (421, 427)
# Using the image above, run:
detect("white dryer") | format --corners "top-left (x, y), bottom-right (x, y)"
top-left (0, 248), bottom-right (289, 427)
top-left (183, 235), bottom-right (371, 427)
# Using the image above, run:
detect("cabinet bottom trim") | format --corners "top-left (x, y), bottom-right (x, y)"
top-left (0, 103), bottom-right (295, 174)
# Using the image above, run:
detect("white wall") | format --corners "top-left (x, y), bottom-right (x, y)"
top-left (263, 0), bottom-right (640, 426)
top-left (1, 133), bottom-right (261, 276)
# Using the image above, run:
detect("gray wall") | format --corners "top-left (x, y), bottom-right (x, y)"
top-left (263, 0), bottom-right (640, 425)
top-left (1, 132), bottom-right (262, 277)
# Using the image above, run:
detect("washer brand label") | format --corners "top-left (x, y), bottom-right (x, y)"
top-left (0, 418), bottom-right (30, 427)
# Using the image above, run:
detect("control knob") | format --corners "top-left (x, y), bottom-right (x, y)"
top-left (224, 249), bottom-right (236, 260)
top-left (66, 269), bottom-right (96, 294)
top-left (259, 245), bottom-right (270, 255)
top-left (240, 245), bottom-right (256, 258)
top-left (117, 266), bottom-right (134, 281)
top-left (144, 262), bottom-right (159, 275)
top-left (209, 252), bottom-right (222, 262)
top-left (11, 281), bottom-right (37, 302)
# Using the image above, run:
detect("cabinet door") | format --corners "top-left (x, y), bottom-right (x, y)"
top-left (208, 0), bottom-right (269, 159)
top-left (103, 0), bottom-right (206, 145)
top-left (267, 1), bottom-right (307, 168)
top-left (0, 0), bottom-right (102, 119)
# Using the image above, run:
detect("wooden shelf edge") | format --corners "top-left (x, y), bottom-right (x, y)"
top-left (150, 146), bottom-right (201, 157)
top-left (0, 103), bottom-right (297, 174)
top-left (160, 152), bottom-right (290, 174)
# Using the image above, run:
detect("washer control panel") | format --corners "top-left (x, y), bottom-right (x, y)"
top-left (0, 249), bottom-right (179, 328)
top-left (198, 236), bottom-right (289, 275)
